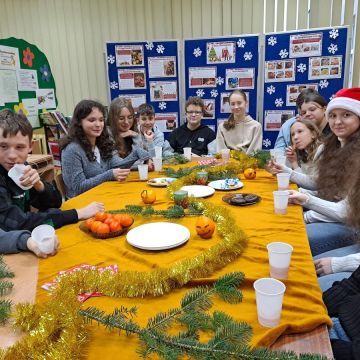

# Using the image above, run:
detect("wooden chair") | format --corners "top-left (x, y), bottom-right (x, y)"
top-left (54, 172), bottom-right (66, 201)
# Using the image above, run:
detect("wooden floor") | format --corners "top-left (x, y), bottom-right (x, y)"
top-left (0, 253), bottom-right (333, 358)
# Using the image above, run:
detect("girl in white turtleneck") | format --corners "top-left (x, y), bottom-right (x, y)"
top-left (215, 90), bottom-right (262, 155)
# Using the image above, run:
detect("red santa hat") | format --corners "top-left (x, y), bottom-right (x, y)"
top-left (326, 88), bottom-right (360, 118)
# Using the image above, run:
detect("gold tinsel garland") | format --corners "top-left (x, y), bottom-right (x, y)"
top-left (2, 200), bottom-right (247, 359)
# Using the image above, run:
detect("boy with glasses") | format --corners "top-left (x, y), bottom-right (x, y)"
top-left (169, 97), bottom-right (216, 156)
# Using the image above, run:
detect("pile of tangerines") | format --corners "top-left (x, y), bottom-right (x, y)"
top-left (84, 212), bottom-right (134, 235)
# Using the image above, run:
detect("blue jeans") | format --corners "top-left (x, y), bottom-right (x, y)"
top-left (329, 317), bottom-right (350, 341)
top-left (313, 244), bottom-right (360, 291)
top-left (306, 222), bottom-right (358, 256)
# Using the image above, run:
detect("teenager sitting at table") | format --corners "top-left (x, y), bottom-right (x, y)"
top-left (288, 88), bottom-right (360, 256)
top-left (314, 171), bottom-right (360, 292)
top-left (169, 96), bottom-right (216, 156)
top-left (108, 97), bottom-right (153, 170)
top-left (267, 118), bottom-right (324, 186)
top-left (0, 109), bottom-right (104, 232)
top-left (133, 103), bottom-right (173, 157)
top-left (274, 88), bottom-right (330, 150)
top-left (61, 99), bottom-right (149, 198)
top-left (216, 90), bottom-right (262, 155)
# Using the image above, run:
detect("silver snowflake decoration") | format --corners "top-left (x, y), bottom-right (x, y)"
top-left (237, 38), bottom-right (246, 48)
top-left (267, 36), bottom-right (277, 46)
top-left (210, 89), bottom-right (218, 98)
top-left (279, 49), bottom-right (289, 59)
top-left (107, 54), bottom-right (115, 64)
top-left (275, 98), bottom-right (284, 107)
top-left (156, 44), bottom-right (165, 54)
top-left (263, 138), bottom-right (271, 148)
top-left (319, 80), bottom-right (329, 89)
top-left (244, 52), bottom-right (253, 61)
top-left (158, 102), bottom-right (167, 110)
top-left (193, 47), bottom-right (202, 57)
top-left (297, 63), bottom-right (307, 73)
top-left (145, 41), bottom-right (154, 50)
top-left (329, 29), bottom-right (339, 39)
top-left (196, 89), bottom-right (205, 97)
top-left (110, 81), bottom-right (118, 90)
top-left (328, 43), bottom-right (338, 54)
top-left (216, 76), bottom-right (224, 86)
top-left (267, 85), bottom-right (276, 95)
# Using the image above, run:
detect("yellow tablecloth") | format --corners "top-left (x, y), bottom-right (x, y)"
top-left (36, 168), bottom-right (331, 358)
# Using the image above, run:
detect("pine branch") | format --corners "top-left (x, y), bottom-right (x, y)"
top-left (0, 299), bottom-right (12, 323)
top-left (0, 280), bottom-right (13, 296)
top-left (0, 256), bottom-right (14, 279)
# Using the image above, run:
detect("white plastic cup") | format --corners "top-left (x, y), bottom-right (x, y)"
top-left (267, 242), bottom-right (294, 279)
top-left (153, 157), bottom-right (162, 172)
top-left (137, 164), bottom-right (149, 180)
top-left (31, 224), bottom-right (56, 254)
top-left (154, 146), bottom-right (162, 158)
top-left (183, 147), bottom-right (192, 160)
top-left (273, 190), bottom-right (289, 214)
top-left (275, 155), bottom-right (287, 166)
top-left (8, 164), bottom-right (32, 190)
top-left (276, 173), bottom-right (290, 190)
top-left (221, 148), bottom-right (230, 162)
top-left (253, 278), bottom-right (286, 328)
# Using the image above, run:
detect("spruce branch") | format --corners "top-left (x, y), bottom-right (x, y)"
top-left (0, 256), bottom-right (14, 279)
top-left (0, 280), bottom-right (13, 296)
top-left (0, 299), bottom-right (12, 324)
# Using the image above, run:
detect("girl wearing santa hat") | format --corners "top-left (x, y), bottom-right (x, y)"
top-left (288, 88), bottom-right (360, 257)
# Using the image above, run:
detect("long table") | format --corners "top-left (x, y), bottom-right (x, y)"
top-left (1, 168), bottom-right (333, 358)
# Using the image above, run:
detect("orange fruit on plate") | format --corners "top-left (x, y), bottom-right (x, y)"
top-left (104, 217), bottom-right (113, 225)
top-left (95, 212), bottom-right (107, 222)
top-left (96, 223), bottom-right (110, 234)
top-left (90, 220), bottom-right (103, 233)
top-left (116, 214), bottom-right (134, 227)
top-left (195, 216), bottom-right (216, 239)
top-left (110, 220), bottom-right (122, 232)
top-left (85, 218), bottom-right (95, 230)
top-left (244, 168), bottom-right (256, 180)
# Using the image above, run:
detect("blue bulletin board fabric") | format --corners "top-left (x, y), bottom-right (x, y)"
top-left (262, 26), bottom-right (348, 149)
top-left (105, 40), bottom-right (180, 137)
top-left (184, 35), bottom-right (259, 133)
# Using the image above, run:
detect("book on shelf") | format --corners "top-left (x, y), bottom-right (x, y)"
top-left (40, 111), bottom-right (69, 134)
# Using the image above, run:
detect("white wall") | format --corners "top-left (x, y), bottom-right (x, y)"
top-left (0, 0), bottom-right (359, 115)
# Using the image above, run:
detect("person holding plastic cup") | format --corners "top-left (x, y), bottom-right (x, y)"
top-left (288, 88), bottom-right (360, 255)
top-left (216, 90), bottom-right (262, 155)
top-left (169, 96), bottom-right (216, 156)
top-left (133, 103), bottom-right (173, 158)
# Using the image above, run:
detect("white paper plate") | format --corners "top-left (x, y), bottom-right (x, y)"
top-left (147, 177), bottom-right (176, 187)
top-left (180, 185), bottom-right (215, 198)
top-left (208, 179), bottom-right (244, 191)
top-left (126, 222), bottom-right (190, 250)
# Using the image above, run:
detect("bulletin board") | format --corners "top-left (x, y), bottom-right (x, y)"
top-left (0, 37), bottom-right (58, 128)
top-left (184, 35), bottom-right (259, 133)
top-left (262, 26), bottom-right (348, 149)
top-left (105, 40), bottom-right (180, 136)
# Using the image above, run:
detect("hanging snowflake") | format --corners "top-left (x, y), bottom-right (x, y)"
top-left (196, 89), bottom-right (205, 97)
top-left (267, 85), bottom-right (276, 95)
top-left (244, 52), bottom-right (253, 61)
top-left (110, 81), bottom-right (118, 90)
top-left (210, 89), bottom-right (218, 98)
top-left (263, 138), bottom-right (271, 148)
top-left (267, 36), bottom-right (277, 46)
top-left (215, 76), bottom-right (224, 86)
top-left (107, 54), bottom-right (115, 64)
top-left (297, 63), bottom-right (307, 73)
top-left (329, 29), bottom-right (339, 39)
top-left (275, 98), bottom-right (284, 107)
top-left (319, 80), bottom-right (329, 89)
top-left (279, 49), bottom-right (289, 59)
top-left (328, 43), bottom-right (338, 54)
top-left (193, 47), bottom-right (202, 57)
top-left (145, 41), bottom-right (154, 50)
top-left (237, 38), bottom-right (246, 48)
top-left (156, 44), bottom-right (165, 54)
top-left (158, 102), bottom-right (167, 110)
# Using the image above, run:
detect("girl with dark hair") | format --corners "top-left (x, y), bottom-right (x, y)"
top-left (215, 90), bottom-right (262, 155)
top-left (61, 99), bottom-right (148, 198)
top-left (288, 88), bottom-right (360, 256)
